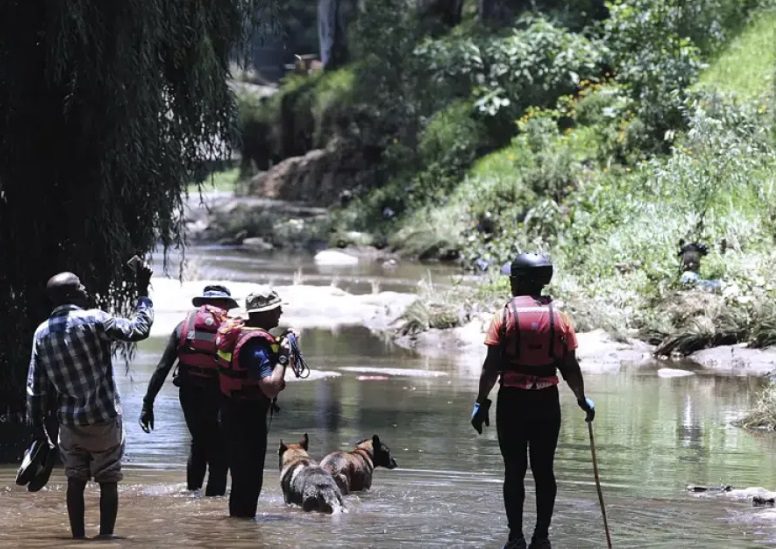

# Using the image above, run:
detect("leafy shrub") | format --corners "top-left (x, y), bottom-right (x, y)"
top-left (418, 100), bottom-right (490, 171)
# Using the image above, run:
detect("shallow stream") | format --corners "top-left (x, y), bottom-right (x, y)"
top-left (2, 247), bottom-right (775, 548)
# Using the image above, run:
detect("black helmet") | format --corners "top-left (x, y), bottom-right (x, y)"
top-left (501, 253), bottom-right (553, 285)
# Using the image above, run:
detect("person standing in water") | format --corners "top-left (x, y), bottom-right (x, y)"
top-left (27, 266), bottom-right (154, 539)
top-left (217, 288), bottom-right (293, 518)
top-left (470, 253), bottom-right (595, 549)
top-left (139, 285), bottom-right (238, 496)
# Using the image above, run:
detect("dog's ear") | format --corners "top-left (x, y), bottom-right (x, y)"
top-left (279, 440), bottom-right (287, 455)
top-left (372, 434), bottom-right (381, 448)
top-left (301, 433), bottom-right (309, 451)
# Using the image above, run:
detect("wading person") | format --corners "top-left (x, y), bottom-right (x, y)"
top-left (470, 253), bottom-right (595, 549)
top-left (139, 285), bottom-right (238, 496)
top-left (216, 288), bottom-right (292, 518)
top-left (26, 267), bottom-right (154, 539)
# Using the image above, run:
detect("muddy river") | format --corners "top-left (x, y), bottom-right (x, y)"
top-left (2, 248), bottom-right (775, 548)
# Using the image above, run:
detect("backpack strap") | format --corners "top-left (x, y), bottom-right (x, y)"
top-left (548, 301), bottom-right (556, 361)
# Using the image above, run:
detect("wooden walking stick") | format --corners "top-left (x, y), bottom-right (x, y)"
top-left (588, 421), bottom-right (613, 548)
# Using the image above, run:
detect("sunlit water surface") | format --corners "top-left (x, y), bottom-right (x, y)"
top-left (2, 248), bottom-right (775, 548)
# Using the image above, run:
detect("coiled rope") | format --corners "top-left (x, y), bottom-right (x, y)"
top-left (286, 332), bottom-right (310, 379)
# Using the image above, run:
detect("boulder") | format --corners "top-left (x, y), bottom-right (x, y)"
top-left (688, 344), bottom-right (776, 376)
top-left (314, 249), bottom-right (359, 266)
top-left (242, 236), bottom-right (274, 251)
top-left (244, 139), bottom-right (373, 206)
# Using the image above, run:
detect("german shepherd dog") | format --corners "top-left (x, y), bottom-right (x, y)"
top-left (320, 434), bottom-right (398, 494)
top-left (278, 434), bottom-right (344, 514)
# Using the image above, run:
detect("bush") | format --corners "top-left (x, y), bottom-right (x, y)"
top-left (736, 381), bottom-right (776, 430)
top-left (418, 100), bottom-right (490, 171)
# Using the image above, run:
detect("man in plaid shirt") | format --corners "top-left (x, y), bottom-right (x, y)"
top-left (27, 266), bottom-right (153, 539)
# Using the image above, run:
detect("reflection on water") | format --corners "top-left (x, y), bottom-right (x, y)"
top-left (3, 326), bottom-right (775, 548)
top-left (2, 247), bottom-right (776, 547)
top-left (153, 246), bottom-right (463, 296)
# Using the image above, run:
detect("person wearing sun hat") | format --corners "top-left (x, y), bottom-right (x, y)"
top-left (217, 286), bottom-right (294, 518)
top-left (139, 284), bottom-right (239, 496)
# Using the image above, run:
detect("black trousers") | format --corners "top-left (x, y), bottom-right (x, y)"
top-left (221, 397), bottom-right (269, 518)
top-left (178, 380), bottom-right (228, 496)
top-left (496, 385), bottom-right (561, 541)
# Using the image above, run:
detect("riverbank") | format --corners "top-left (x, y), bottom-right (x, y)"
top-left (150, 272), bottom-right (776, 378)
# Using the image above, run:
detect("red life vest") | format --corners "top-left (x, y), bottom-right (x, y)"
top-left (215, 318), bottom-right (279, 399)
top-left (499, 295), bottom-right (564, 387)
top-left (177, 305), bottom-right (229, 379)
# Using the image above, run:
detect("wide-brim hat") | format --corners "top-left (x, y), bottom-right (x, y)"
top-left (16, 438), bottom-right (53, 487)
top-left (27, 444), bottom-right (57, 492)
top-left (192, 285), bottom-right (239, 309)
top-left (245, 287), bottom-right (286, 313)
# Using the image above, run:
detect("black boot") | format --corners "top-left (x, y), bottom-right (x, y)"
top-left (528, 537), bottom-right (551, 549)
top-left (504, 535), bottom-right (527, 549)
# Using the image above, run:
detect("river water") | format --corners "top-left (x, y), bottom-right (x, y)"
top-left (2, 247), bottom-right (776, 548)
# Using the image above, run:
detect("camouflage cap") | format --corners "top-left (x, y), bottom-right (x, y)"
top-left (245, 287), bottom-right (284, 313)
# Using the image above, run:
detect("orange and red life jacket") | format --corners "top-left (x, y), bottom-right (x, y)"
top-left (177, 305), bottom-right (229, 379)
top-left (499, 295), bottom-right (565, 387)
top-left (215, 318), bottom-right (280, 399)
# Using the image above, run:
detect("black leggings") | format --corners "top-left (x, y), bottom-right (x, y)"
top-left (496, 385), bottom-right (561, 541)
top-left (179, 380), bottom-right (228, 495)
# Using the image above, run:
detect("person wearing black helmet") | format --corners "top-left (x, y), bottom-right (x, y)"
top-left (139, 284), bottom-right (239, 496)
top-left (470, 253), bottom-right (595, 549)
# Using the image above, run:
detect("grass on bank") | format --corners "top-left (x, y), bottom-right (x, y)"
top-left (736, 382), bottom-right (776, 430)
top-left (695, 6), bottom-right (776, 101)
top-left (187, 166), bottom-right (241, 194)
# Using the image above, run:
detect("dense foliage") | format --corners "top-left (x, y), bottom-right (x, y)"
top-left (238, 0), bottom-right (775, 354)
top-left (0, 1), bottom-right (271, 425)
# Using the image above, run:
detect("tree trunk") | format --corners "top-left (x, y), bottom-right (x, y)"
top-left (478, 0), bottom-right (531, 24)
top-left (318, 0), bottom-right (348, 70)
top-left (417, 0), bottom-right (464, 27)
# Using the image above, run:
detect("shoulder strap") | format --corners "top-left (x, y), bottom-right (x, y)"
top-left (510, 299), bottom-right (520, 359)
top-left (548, 301), bottom-right (556, 360)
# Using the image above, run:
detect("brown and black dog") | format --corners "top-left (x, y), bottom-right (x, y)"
top-left (320, 434), bottom-right (398, 495)
top-left (278, 434), bottom-right (344, 514)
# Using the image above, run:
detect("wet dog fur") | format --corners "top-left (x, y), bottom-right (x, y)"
top-left (320, 434), bottom-right (398, 494)
top-left (278, 434), bottom-right (344, 514)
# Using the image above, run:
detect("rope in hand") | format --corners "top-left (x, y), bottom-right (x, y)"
top-left (286, 332), bottom-right (310, 379)
top-left (269, 331), bottom-right (310, 428)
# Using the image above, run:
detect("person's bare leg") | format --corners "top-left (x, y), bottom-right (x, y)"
top-left (66, 478), bottom-right (87, 539)
top-left (98, 482), bottom-right (118, 537)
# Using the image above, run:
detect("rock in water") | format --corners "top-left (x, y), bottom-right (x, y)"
top-left (314, 249), bottom-right (358, 266)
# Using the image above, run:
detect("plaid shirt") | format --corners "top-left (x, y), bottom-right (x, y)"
top-left (27, 297), bottom-right (154, 427)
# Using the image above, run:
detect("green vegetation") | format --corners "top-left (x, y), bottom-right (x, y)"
top-left (236, 0), bottom-right (776, 359)
top-left (696, 8), bottom-right (776, 100)
top-left (190, 166), bottom-right (242, 194)
top-left (0, 1), bottom-right (270, 441)
top-left (737, 382), bottom-right (776, 430)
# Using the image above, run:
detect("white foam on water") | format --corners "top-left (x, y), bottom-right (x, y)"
top-left (657, 368), bottom-right (695, 378)
top-left (339, 366), bottom-right (447, 378)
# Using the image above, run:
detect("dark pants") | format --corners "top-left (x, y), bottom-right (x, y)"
top-left (221, 397), bottom-right (269, 518)
top-left (179, 380), bottom-right (228, 496)
top-left (496, 385), bottom-right (561, 541)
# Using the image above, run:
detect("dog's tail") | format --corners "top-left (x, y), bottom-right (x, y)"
top-left (303, 485), bottom-right (345, 514)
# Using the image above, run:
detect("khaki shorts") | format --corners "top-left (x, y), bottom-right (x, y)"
top-left (58, 415), bottom-right (125, 483)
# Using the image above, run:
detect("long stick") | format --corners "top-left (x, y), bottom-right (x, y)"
top-left (588, 421), bottom-right (613, 548)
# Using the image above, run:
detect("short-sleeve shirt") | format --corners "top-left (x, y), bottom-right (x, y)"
top-left (484, 296), bottom-right (577, 390)
top-left (238, 339), bottom-right (276, 380)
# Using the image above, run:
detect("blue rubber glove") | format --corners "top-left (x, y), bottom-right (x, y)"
top-left (471, 399), bottom-right (491, 434)
top-left (578, 397), bottom-right (595, 422)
